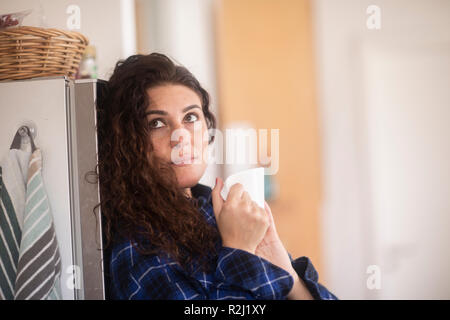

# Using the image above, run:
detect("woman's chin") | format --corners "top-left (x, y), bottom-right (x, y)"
top-left (173, 163), bottom-right (206, 188)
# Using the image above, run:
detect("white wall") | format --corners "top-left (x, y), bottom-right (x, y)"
top-left (312, 0), bottom-right (450, 299)
top-left (362, 40), bottom-right (450, 299)
top-left (0, 0), bottom-right (136, 80)
top-left (136, 0), bottom-right (220, 187)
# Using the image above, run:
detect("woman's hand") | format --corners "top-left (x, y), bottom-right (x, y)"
top-left (256, 201), bottom-right (314, 300)
top-left (211, 177), bottom-right (269, 254)
top-left (255, 201), bottom-right (296, 276)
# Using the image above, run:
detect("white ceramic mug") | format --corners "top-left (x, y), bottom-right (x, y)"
top-left (220, 167), bottom-right (265, 209)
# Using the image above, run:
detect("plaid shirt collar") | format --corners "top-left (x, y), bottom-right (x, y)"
top-left (190, 183), bottom-right (216, 226)
top-left (191, 183), bottom-right (213, 205)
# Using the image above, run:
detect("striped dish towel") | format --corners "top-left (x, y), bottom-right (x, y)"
top-left (2, 147), bottom-right (62, 300)
top-left (0, 149), bottom-right (29, 300)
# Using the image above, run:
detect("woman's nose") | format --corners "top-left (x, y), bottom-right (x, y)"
top-left (170, 133), bottom-right (191, 150)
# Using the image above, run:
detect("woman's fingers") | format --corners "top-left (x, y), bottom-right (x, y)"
top-left (263, 200), bottom-right (279, 236)
top-left (214, 183), bottom-right (270, 254)
top-left (237, 189), bottom-right (263, 217)
top-left (227, 183), bottom-right (245, 203)
top-left (241, 190), bottom-right (252, 206)
top-left (264, 201), bottom-right (274, 223)
top-left (211, 177), bottom-right (224, 219)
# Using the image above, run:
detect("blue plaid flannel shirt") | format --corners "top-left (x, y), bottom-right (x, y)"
top-left (107, 183), bottom-right (338, 300)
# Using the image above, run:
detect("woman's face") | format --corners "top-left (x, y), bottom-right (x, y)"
top-left (145, 84), bottom-right (209, 189)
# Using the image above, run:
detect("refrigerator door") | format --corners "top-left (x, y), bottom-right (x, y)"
top-left (0, 76), bottom-right (76, 299)
top-left (0, 76), bottom-right (105, 300)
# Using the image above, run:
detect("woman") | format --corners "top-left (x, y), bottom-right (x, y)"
top-left (96, 52), bottom-right (337, 300)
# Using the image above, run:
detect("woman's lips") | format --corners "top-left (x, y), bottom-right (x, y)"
top-left (171, 156), bottom-right (198, 166)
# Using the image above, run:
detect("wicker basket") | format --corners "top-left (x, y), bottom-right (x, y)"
top-left (0, 26), bottom-right (89, 81)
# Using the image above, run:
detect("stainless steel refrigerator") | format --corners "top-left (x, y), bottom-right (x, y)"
top-left (0, 76), bottom-right (105, 300)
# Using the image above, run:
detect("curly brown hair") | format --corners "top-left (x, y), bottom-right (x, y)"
top-left (94, 53), bottom-right (220, 274)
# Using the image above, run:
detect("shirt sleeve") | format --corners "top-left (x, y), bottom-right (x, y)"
top-left (289, 254), bottom-right (339, 300)
top-left (214, 246), bottom-right (294, 299)
top-left (109, 243), bottom-right (295, 300)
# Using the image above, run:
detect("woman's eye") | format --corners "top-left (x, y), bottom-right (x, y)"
top-left (185, 113), bottom-right (199, 123)
top-left (148, 119), bottom-right (165, 129)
